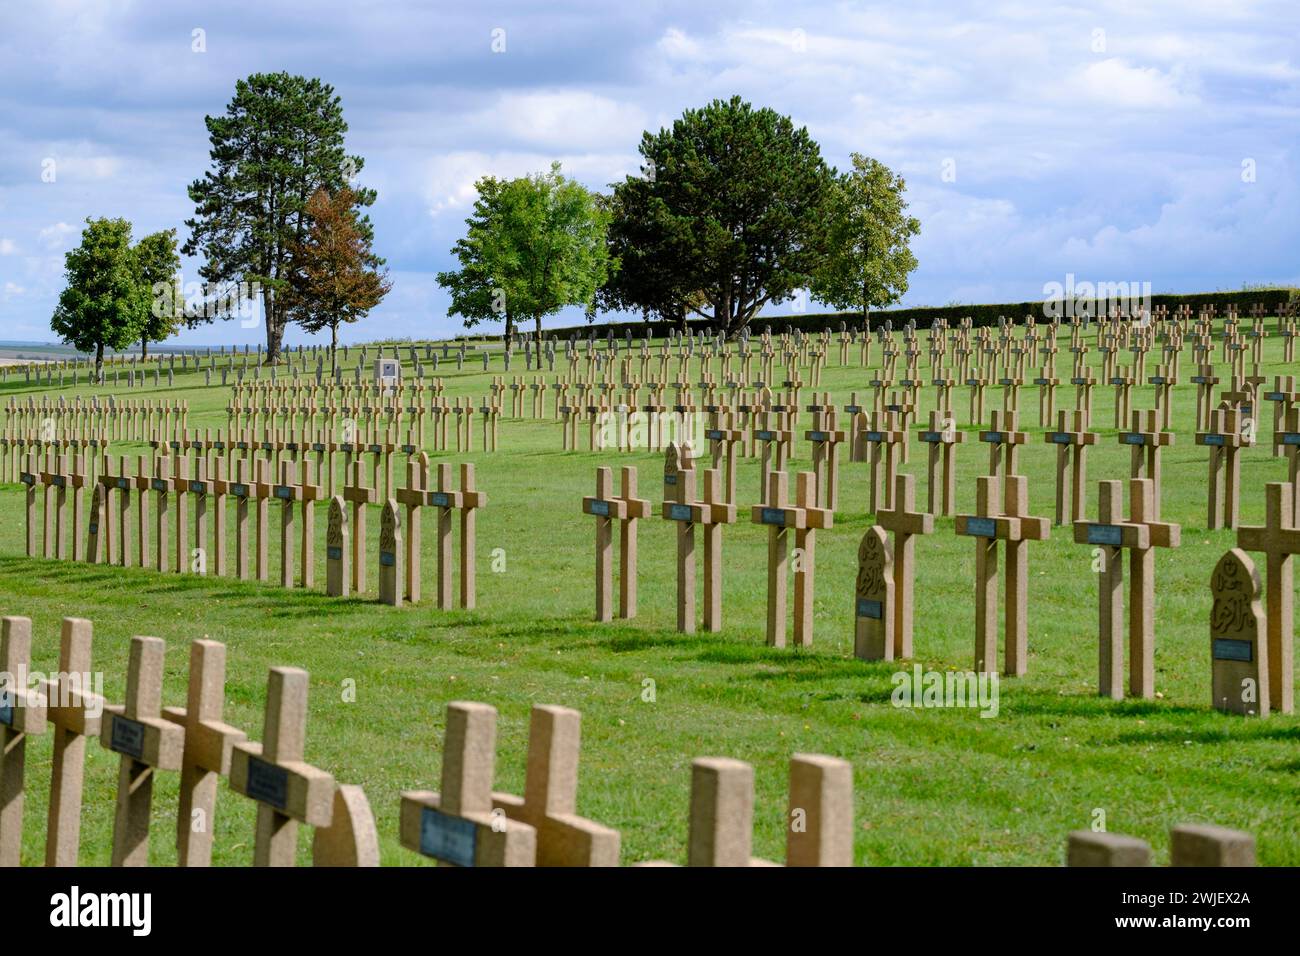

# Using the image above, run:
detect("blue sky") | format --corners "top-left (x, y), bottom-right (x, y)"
top-left (1, 0), bottom-right (1297, 347)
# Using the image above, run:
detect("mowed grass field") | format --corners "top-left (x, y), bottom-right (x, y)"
top-left (0, 320), bottom-right (1297, 867)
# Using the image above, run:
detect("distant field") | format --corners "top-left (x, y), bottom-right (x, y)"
top-left (0, 319), bottom-right (1296, 866)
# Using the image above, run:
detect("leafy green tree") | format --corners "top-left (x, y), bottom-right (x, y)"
top-left (183, 72), bottom-right (374, 364)
top-left (282, 187), bottom-right (391, 370)
top-left (438, 163), bottom-right (612, 364)
top-left (437, 176), bottom-right (519, 350)
top-left (50, 218), bottom-right (149, 375)
top-left (607, 97), bottom-right (835, 336)
top-left (809, 153), bottom-right (920, 331)
top-left (134, 228), bottom-right (185, 358)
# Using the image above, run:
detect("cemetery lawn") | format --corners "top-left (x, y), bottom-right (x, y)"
top-left (1, 328), bottom-right (1298, 866)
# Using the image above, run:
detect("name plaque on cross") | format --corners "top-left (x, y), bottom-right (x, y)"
top-left (760, 507), bottom-right (786, 526)
top-left (864, 430), bottom-right (883, 442)
top-left (380, 551), bottom-right (396, 567)
top-left (755, 430), bottom-right (776, 441)
top-left (109, 715), bottom-right (145, 759)
top-left (430, 492), bottom-right (450, 506)
top-left (809, 431), bottom-right (828, 442)
top-left (1212, 638), bottom-right (1253, 663)
top-left (963, 517), bottom-right (996, 538)
top-left (191, 481), bottom-right (207, 495)
top-left (231, 483), bottom-right (249, 497)
top-left (418, 806), bottom-right (477, 867)
top-left (705, 429), bottom-right (724, 440)
top-left (981, 431), bottom-right (1001, 443)
top-left (1087, 524), bottom-right (1124, 547)
top-left (275, 486), bottom-right (293, 500)
top-left (327, 547), bottom-right (343, 560)
top-left (589, 500), bottom-right (611, 517)
top-left (856, 598), bottom-right (882, 619)
top-left (151, 478), bottom-right (169, 493)
top-left (1204, 434), bottom-right (1225, 446)
top-left (668, 503), bottom-right (692, 522)
top-left (246, 756), bottom-right (289, 809)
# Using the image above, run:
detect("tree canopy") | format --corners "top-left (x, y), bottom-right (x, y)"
top-left (282, 187), bottom-right (391, 367)
top-left (809, 153), bottom-right (920, 330)
top-left (438, 162), bottom-right (612, 362)
top-left (183, 72), bottom-right (374, 363)
top-left (50, 217), bottom-right (151, 372)
top-left (134, 228), bottom-right (185, 358)
top-left (606, 96), bottom-right (836, 336)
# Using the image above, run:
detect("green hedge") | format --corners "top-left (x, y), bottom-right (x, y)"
top-left (539, 287), bottom-right (1296, 340)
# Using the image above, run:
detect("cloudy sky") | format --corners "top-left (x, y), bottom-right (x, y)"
top-left (1, 0), bottom-right (1297, 347)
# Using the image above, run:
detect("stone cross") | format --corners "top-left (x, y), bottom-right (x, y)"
top-left (100, 636), bottom-right (185, 866)
top-left (1119, 409), bottom-right (1173, 519)
top-left (343, 461), bottom-right (378, 593)
top-left (400, 701), bottom-right (537, 866)
top-left (1209, 548), bottom-right (1269, 717)
top-left (1044, 409), bottom-right (1095, 525)
top-left (229, 667), bottom-right (336, 866)
top-left (1074, 479), bottom-right (1180, 699)
top-left (750, 471), bottom-right (832, 647)
top-left (957, 475), bottom-right (1050, 675)
top-left (162, 639), bottom-right (247, 866)
top-left (491, 704), bottom-right (620, 866)
top-left (1196, 406), bottom-right (1247, 530)
top-left (0, 617), bottom-right (47, 866)
top-left (875, 474), bottom-right (933, 659)
top-left (980, 408), bottom-right (1026, 480)
top-left (918, 410), bottom-right (965, 517)
top-left (394, 457), bottom-right (428, 602)
top-left (656, 753), bottom-right (852, 867)
top-left (43, 618), bottom-right (104, 867)
top-left (1235, 482), bottom-right (1300, 714)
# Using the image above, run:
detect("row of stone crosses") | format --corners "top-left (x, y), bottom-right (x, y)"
top-left (0, 614), bottom-right (1261, 867)
top-left (585, 442), bottom-right (1295, 719)
top-left (14, 448), bottom-right (484, 611)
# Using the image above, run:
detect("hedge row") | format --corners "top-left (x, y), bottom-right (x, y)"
top-left (537, 287), bottom-right (1297, 340)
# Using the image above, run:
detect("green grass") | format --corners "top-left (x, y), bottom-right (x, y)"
top-left (0, 322), bottom-right (1297, 867)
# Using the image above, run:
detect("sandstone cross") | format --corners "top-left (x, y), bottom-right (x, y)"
top-left (161, 639), bottom-right (248, 866)
top-left (100, 636), bottom-right (185, 866)
top-left (1235, 482), bottom-right (1300, 714)
top-left (229, 667), bottom-right (336, 866)
top-left (400, 701), bottom-right (537, 866)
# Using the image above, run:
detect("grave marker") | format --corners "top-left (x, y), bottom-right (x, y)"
top-left (229, 667), bottom-right (336, 866)
top-left (400, 701), bottom-right (537, 866)
top-left (161, 639), bottom-right (248, 866)
top-left (100, 636), bottom-right (185, 866)
top-left (1208, 548), bottom-right (1269, 717)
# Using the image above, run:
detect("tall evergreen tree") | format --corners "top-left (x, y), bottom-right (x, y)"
top-left (183, 72), bottom-right (374, 363)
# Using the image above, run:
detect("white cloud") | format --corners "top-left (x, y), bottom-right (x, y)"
top-left (38, 222), bottom-right (76, 249)
top-left (1073, 58), bottom-right (1197, 110)
top-left (0, 239), bottom-right (16, 255)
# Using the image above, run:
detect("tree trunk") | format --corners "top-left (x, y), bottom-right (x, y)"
top-left (141, 336), bottom-right (149, 360)
top-left (95, 342), bottom-right (104, 382)
top-left (264, 286), bottom-right (282, 365)
top-left (503, 315), bottom-right (515, 353)
top-left (533, 314), bottom-right (543, 366)
top-left (331, 322), bottom-right (339, 373)
top-left (863, 280), bottom-right (871, 334)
